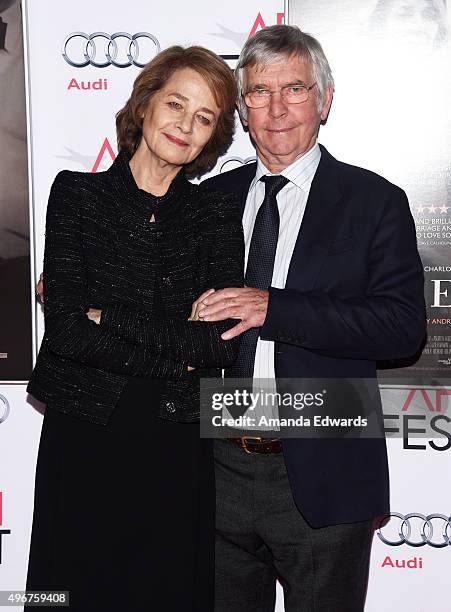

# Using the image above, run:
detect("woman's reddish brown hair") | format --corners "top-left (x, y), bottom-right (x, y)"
top-left (116, 45), bottom-right (237, 178)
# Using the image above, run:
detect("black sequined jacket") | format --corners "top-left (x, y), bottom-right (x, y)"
top-left (27, 151), bottom-right (244, 425)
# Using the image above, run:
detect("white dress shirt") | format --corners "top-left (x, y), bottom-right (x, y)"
top-left (233, 142), bottom-right (321, 429)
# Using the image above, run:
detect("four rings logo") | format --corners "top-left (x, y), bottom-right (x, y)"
top-left (219, 156), bottom-right (256, 174)
top-left (377, 513), bottom-right (451, 548)
top-left (62, 32), bottom-right (161, 68)
top-left (0, 395), bottom-right (9, 424)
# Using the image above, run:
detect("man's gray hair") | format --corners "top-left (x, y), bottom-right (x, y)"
top-left (236, 25), bottom-right (334, 119)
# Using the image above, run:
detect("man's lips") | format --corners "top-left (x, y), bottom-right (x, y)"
top-left (266, 127), bottom-right (295, 134)
top-left (164, 133), bottom-right (189, 147)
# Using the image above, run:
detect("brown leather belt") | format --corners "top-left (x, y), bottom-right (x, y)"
top-left (229, 436), bottom-right (282, 454)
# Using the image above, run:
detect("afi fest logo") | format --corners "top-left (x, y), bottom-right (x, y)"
top-left (0, 492), bottom-right (11, 564)
top-left (212, 11), bottom-right (285, 63)
top-left (384, 388), bottom-right (451, 451)
top-left (57, 138), bottom-right (116, 174)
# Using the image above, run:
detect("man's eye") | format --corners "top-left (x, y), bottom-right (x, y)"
top-left (288, 86), bottom-right (306, 94)
top-left (254, 89), bottom-right (270, 96)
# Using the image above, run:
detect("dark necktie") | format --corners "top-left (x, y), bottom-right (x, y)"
top-left (227, 174), bottom-right (289, 380)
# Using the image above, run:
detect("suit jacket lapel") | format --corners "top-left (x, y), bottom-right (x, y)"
top-left (237, 163), bottom-right (256, 217)
top-left (285, 145), bottom-right (343, 291)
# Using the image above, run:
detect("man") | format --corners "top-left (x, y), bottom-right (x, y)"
top-left (199, 25), bottom-right (426, 611)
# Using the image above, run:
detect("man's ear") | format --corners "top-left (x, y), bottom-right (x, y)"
top-left (236, 98), bottom-right (248, 127)
top-left (320, 86), bottom-right (334, 122)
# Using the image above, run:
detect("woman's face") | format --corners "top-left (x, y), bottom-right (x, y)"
top-left (140, 67), bottom-right (220, 168)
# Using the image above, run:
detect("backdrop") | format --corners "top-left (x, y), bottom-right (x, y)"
top-left (0, 1), bottom-right (449, 610)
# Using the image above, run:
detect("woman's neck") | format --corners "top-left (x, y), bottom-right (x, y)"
top-left (129, 144), bottom-right (181, 197)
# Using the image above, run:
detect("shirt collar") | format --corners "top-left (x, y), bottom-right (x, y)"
top-left (250, 141), bottom-right (321, 193)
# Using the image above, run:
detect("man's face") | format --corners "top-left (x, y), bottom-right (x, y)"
top-left (242, 54), bottom-right (332, 171)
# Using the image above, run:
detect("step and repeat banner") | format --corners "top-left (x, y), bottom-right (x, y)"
top-left (0, 0), bottom-right (449, 610)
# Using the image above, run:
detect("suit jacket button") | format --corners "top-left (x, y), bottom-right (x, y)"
top-left (165, 401), bottom-right (176, 413)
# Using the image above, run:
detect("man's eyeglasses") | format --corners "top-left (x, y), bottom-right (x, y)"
top-left (244, 83), bottom-right (317, 108)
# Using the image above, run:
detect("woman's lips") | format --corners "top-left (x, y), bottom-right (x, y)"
top-left (164, 133), bottom-right (189, 147)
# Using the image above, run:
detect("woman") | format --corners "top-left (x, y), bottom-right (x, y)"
top-left (26, 46), bottom-right (244, 611)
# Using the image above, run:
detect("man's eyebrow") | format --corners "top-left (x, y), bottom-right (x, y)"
top-left (247, 79), bottom-right (308, 89)
top-left (166, 91), bottom-right (216, 115)
top-left (283, 80), bottom-right (309, 87)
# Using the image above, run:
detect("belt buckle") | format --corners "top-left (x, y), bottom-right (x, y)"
top-left (239, 436), bottom-right (263, 454)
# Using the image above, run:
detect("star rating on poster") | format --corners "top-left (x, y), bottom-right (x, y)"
top-left (416, 205), bottom-right (450, 214)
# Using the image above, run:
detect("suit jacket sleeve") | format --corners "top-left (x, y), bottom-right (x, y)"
top-left (260, 186), bottom-right (426, 360)
top-left (100, 192), bottom-right (245, 368)
top-left (42, 172), bottom-right (185, 380)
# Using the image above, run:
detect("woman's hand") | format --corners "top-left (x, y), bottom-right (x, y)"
top-left (188, 288), bottom-right (215, 321)
top-left (87, 308), bottom-right (102, 324)
top-left (36, 272), bottom-right (44, 304)
top-left (186, 290), bottom-right (215, 369)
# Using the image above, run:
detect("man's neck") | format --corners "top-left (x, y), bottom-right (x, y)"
top-left (257, 141), bottom-right (318, 175)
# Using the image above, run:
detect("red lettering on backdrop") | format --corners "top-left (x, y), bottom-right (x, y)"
top-left (248, 13), bottom-right (285, 39)
top-left (402, 388), bottom-right (451, 412)
top-left (381, 555), bottom-right (423, 569)
top-left (67, 78), bottom-right (80, 90)
top-left (436, 389), bottom-right (451, 412)
top-left (402, 389), bottom-right (436, 412)
top-left (91, 138), bottom-right (116, 173)
top-left (248, 12), bottom-right (266, 38)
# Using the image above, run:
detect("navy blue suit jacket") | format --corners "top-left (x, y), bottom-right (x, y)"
top-left (203, 145), bottom-right (426, 528)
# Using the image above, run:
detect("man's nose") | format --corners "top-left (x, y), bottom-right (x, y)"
top-left (268, 91), bottom-right (288, 119)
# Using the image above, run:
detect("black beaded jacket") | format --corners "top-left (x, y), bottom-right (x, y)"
top-left (27, 151), bottom-right (244, 425)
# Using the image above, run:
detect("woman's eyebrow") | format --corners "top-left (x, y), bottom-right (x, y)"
top-left (166, 91), bottom-right (216, 115)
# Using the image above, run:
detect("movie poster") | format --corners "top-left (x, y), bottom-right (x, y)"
top-left (0, 0), bottom-right (31, 381)
top-left (289, 0), bottom-right (450, 386)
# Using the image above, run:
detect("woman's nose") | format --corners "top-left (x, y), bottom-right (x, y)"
top-left (176, 113), bottom-right (194, 134)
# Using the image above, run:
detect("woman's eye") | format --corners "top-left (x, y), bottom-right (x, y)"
top-left (196, 114), bottom-right (211, 126)
top-left (168, 101), bottom-right (183, 110)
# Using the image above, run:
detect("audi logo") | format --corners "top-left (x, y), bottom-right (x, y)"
top-left (0, 395), bottom-right (10, 424)
top-left (377, 512), bottom-right (451, 548)
top-left (62, 32), bottom-right (161, 68)
top-left (219, 156), bottom-right (257, 173)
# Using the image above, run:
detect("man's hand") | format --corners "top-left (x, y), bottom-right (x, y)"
top-left (197, 287), bottom-right (269, 340)
top-left (36, 272), bottom-right (44, 304)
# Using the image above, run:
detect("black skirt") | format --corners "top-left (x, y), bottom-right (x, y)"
top-left (26, 377), bottom-right (214, 612)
